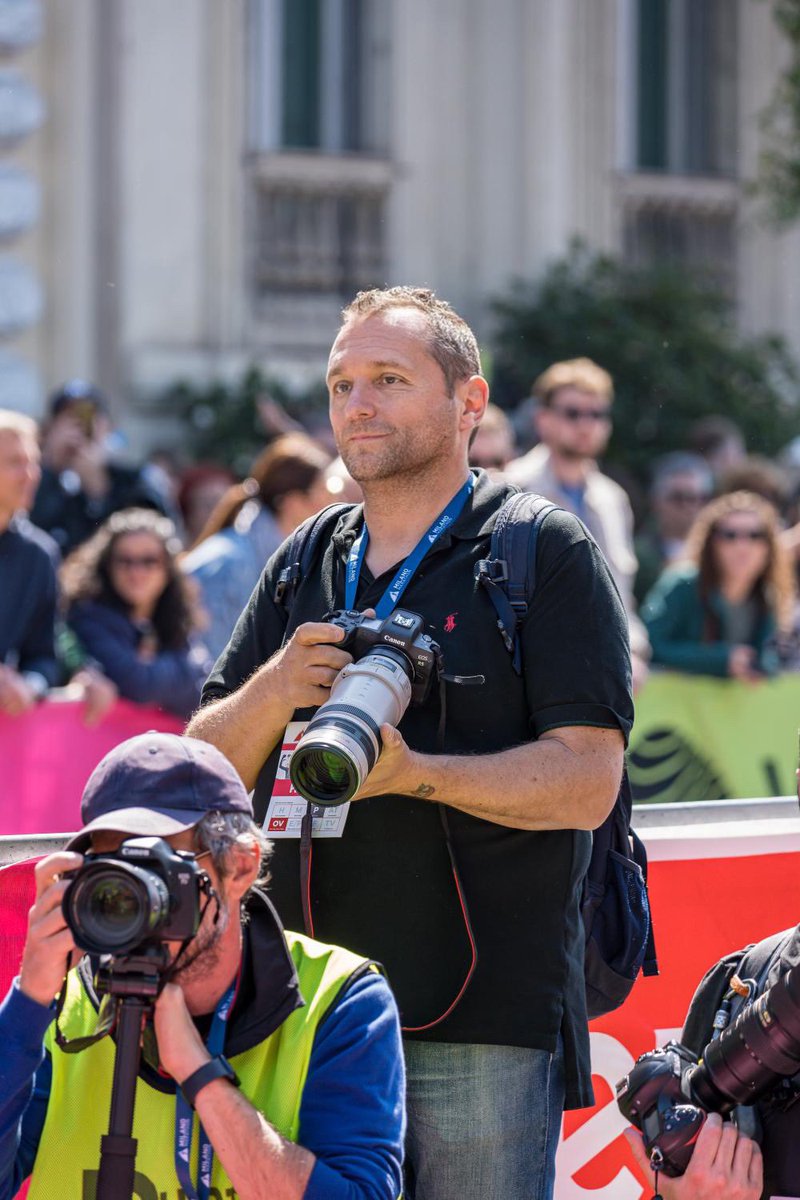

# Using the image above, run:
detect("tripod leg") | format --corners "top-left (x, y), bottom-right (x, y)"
top-left (96, 997), bottom-right (149, 1200)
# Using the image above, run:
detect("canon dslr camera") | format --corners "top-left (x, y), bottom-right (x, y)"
top-left (617, 954), bottom-right (800, 1176)
top-left (62, 836), bottom-right (207, 958)
top-left (288, 607), bottom-right (442, 807)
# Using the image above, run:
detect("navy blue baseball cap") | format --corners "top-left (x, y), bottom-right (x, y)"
top-left (67, 733), bottom-right (252, 852)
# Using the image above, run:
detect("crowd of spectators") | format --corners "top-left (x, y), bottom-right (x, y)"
top-left (5, 364), bottom-right (800, 730)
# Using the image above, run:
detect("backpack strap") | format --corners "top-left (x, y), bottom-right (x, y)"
top-left (629, 826), bottom-right (658, 977)
top-left (274, 503), bottom-right (356, 614)
top-left (474, 491), bottom-right (559, 674)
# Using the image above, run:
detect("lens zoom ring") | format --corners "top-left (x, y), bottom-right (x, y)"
top-left (307, 704), bottom-right (382, 739)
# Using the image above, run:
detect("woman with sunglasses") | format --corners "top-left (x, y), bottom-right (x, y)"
top-left (61, 508), bottom-right (212, 717)
top-left (642, 491), bottom-right (796, 680)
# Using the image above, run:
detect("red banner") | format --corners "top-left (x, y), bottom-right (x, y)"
top-left (0, 700), bottom-right (182, 835)
top-left (556, 816), bottom-right (800, 1196)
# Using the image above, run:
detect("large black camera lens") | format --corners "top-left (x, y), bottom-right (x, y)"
top-left (64, 862), bottom-right (171, 956)
top-left (690, 963), bottom-right (800, 1111)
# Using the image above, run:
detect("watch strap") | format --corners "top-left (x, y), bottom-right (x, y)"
top-left (180, 1054), bottom-right (240, 1108)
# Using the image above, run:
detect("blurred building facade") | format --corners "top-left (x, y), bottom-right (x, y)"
top-left (3, 0), bottom-right (800, 443)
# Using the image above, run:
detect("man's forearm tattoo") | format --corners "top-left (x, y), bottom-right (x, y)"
top-left (413, 782), bottom-right (436, 799)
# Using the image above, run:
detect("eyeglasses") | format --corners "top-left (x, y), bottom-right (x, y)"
top-left (663, 491), bottom-right (711, 506)
top-left (110, 555), bottom-right (166, 570)
top-left (550, 405), bottom-right (611, 423)
top-left (713, 528), bottom-right (769, 542)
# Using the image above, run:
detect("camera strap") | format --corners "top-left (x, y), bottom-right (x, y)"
top-left (344, 474), bottom-right (475, 614)
top-left (173, 974), bottom-right (238, 1200)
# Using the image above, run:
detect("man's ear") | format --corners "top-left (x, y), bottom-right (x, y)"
top-left (459, 375), bottom-right (489, 434)
top-left (226, 840), bottom-right (261, 901)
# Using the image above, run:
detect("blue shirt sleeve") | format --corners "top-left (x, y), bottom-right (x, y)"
top-left (0, 982), bottom-right (55, 1200)
top-left (300, 971), bottom-right (405, 1200)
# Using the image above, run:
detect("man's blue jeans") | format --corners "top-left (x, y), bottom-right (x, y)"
top-left (403, 1038), bottom-right (566, 1200)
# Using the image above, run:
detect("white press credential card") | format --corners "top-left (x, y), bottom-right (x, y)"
top-left (262, 720), bottom-right (351, 838)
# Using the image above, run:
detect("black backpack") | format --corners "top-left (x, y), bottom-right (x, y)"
top-left (275, 492), bottom-right (658, 1020)
top-left (475, 491), bottom-right (658, 1017)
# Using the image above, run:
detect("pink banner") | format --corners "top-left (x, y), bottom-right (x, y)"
top-left (0, 700), bottom-right (183, 835)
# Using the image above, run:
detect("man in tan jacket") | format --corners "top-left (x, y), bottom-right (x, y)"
top-left (505, 358), bottom-right (649, 685)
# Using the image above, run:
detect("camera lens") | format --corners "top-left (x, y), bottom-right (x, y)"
top-left (291, 744), bottom-right (361, 806)
top-left (289, 647), bottom-right (415, 805)
top-left (64, 863), bottom-right (171, 956)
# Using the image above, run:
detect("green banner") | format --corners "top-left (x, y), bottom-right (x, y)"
top-left (629, 671), bottom-right (800, 803)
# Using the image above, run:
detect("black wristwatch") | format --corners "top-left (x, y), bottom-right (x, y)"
top-left (180, 1055), bottom-right (240, 1108)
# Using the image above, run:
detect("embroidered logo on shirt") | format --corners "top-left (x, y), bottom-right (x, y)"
top-left (443, 612), bottom-right (458, 633)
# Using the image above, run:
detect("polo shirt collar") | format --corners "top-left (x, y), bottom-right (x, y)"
top-left (330, 469), bottom-right (513, 556)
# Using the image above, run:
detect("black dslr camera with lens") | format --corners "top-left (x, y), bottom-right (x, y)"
top-left (289, 607), bottom-right (442, 807)
top-left (62, 835), bottom-right (207, 958)
top-left (616, 955), bottom-right (800, 1177)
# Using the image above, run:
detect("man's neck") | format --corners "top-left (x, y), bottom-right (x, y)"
top-left (361, 462), bottom-right (471, 578)
top-left (0, 508), bottom-right (15, 536)
top-left (547, 448), bottom-right (592, 489)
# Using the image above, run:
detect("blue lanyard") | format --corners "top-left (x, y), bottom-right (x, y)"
top-left (344, 475), bottom-right (474, 617)
top-left (174, 977), bottom-right (237, 1200)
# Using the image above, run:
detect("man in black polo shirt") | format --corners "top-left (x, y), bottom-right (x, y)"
top-left (188, 286), bottom-right (633, 1200)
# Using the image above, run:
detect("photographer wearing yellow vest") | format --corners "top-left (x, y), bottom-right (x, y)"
top-left (0, 733), bottom-right (405, 1199)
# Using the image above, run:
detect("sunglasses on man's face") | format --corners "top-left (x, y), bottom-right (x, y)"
top-left (663, 491), bottom-right (710, 506)
top-left (713, 528), bottom-right (769, 542)
top-left (551, 405), bottom-right (611, 423)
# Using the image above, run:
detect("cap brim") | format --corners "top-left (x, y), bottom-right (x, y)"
top-left (66, 807), bottom-right (203, 853)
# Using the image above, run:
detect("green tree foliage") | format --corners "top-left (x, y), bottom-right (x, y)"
top-left (490, 245), bottom-right (800, 485)
top-left (757, 0), bottom-right (800, 226)
top-left (165, 367), bottom-right (327, 476)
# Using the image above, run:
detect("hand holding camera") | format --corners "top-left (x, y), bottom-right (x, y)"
top-left (268, 619), bottom-right (354, 716)
top-left (288, 608), bottom-right (441, 806)
top-left (617, 952), bottom-right (800, 1191)
top-left (18, 851), bottom-right (83, 1007)
top-left (624, 1115), bottom-right (762, 1200)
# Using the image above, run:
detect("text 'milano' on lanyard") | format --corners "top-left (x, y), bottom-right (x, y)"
top-left (173, 977), bottom-right (237, 1200)
top-left (344, 474), bottom-right (475, 616)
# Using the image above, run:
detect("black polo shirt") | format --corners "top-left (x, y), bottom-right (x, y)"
top-left (203, 472), bottom-right (633, 1108)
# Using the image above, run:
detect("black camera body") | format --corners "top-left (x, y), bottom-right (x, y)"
top-left (616, 1042), bottom-right (709, 1176)
top-left (617, 955), bottom-right (800, 1177)
top-left (329, 608), bottom-right (441, 704)
top-left (62, 836), bottom-right (206, 959)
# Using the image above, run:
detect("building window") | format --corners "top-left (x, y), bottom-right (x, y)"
top-left (250, 0), bottom-right (391, 156)
top-left (636, 0), bottom-right (738, 177)
top-left (247, 0), bottom-right (393, 298)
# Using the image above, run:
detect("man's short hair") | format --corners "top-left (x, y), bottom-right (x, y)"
top-left (194, 810), bottom-right (273, 896)
top-left (533, 358), bottom-right (614, 408)
top-left (0, 409), bottom-right (37, 441)
top-left (340, 286), bottom-right (481, 393)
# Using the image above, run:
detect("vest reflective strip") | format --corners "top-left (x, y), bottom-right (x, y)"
top-left (29, 932), bottom-right (370, 1199)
